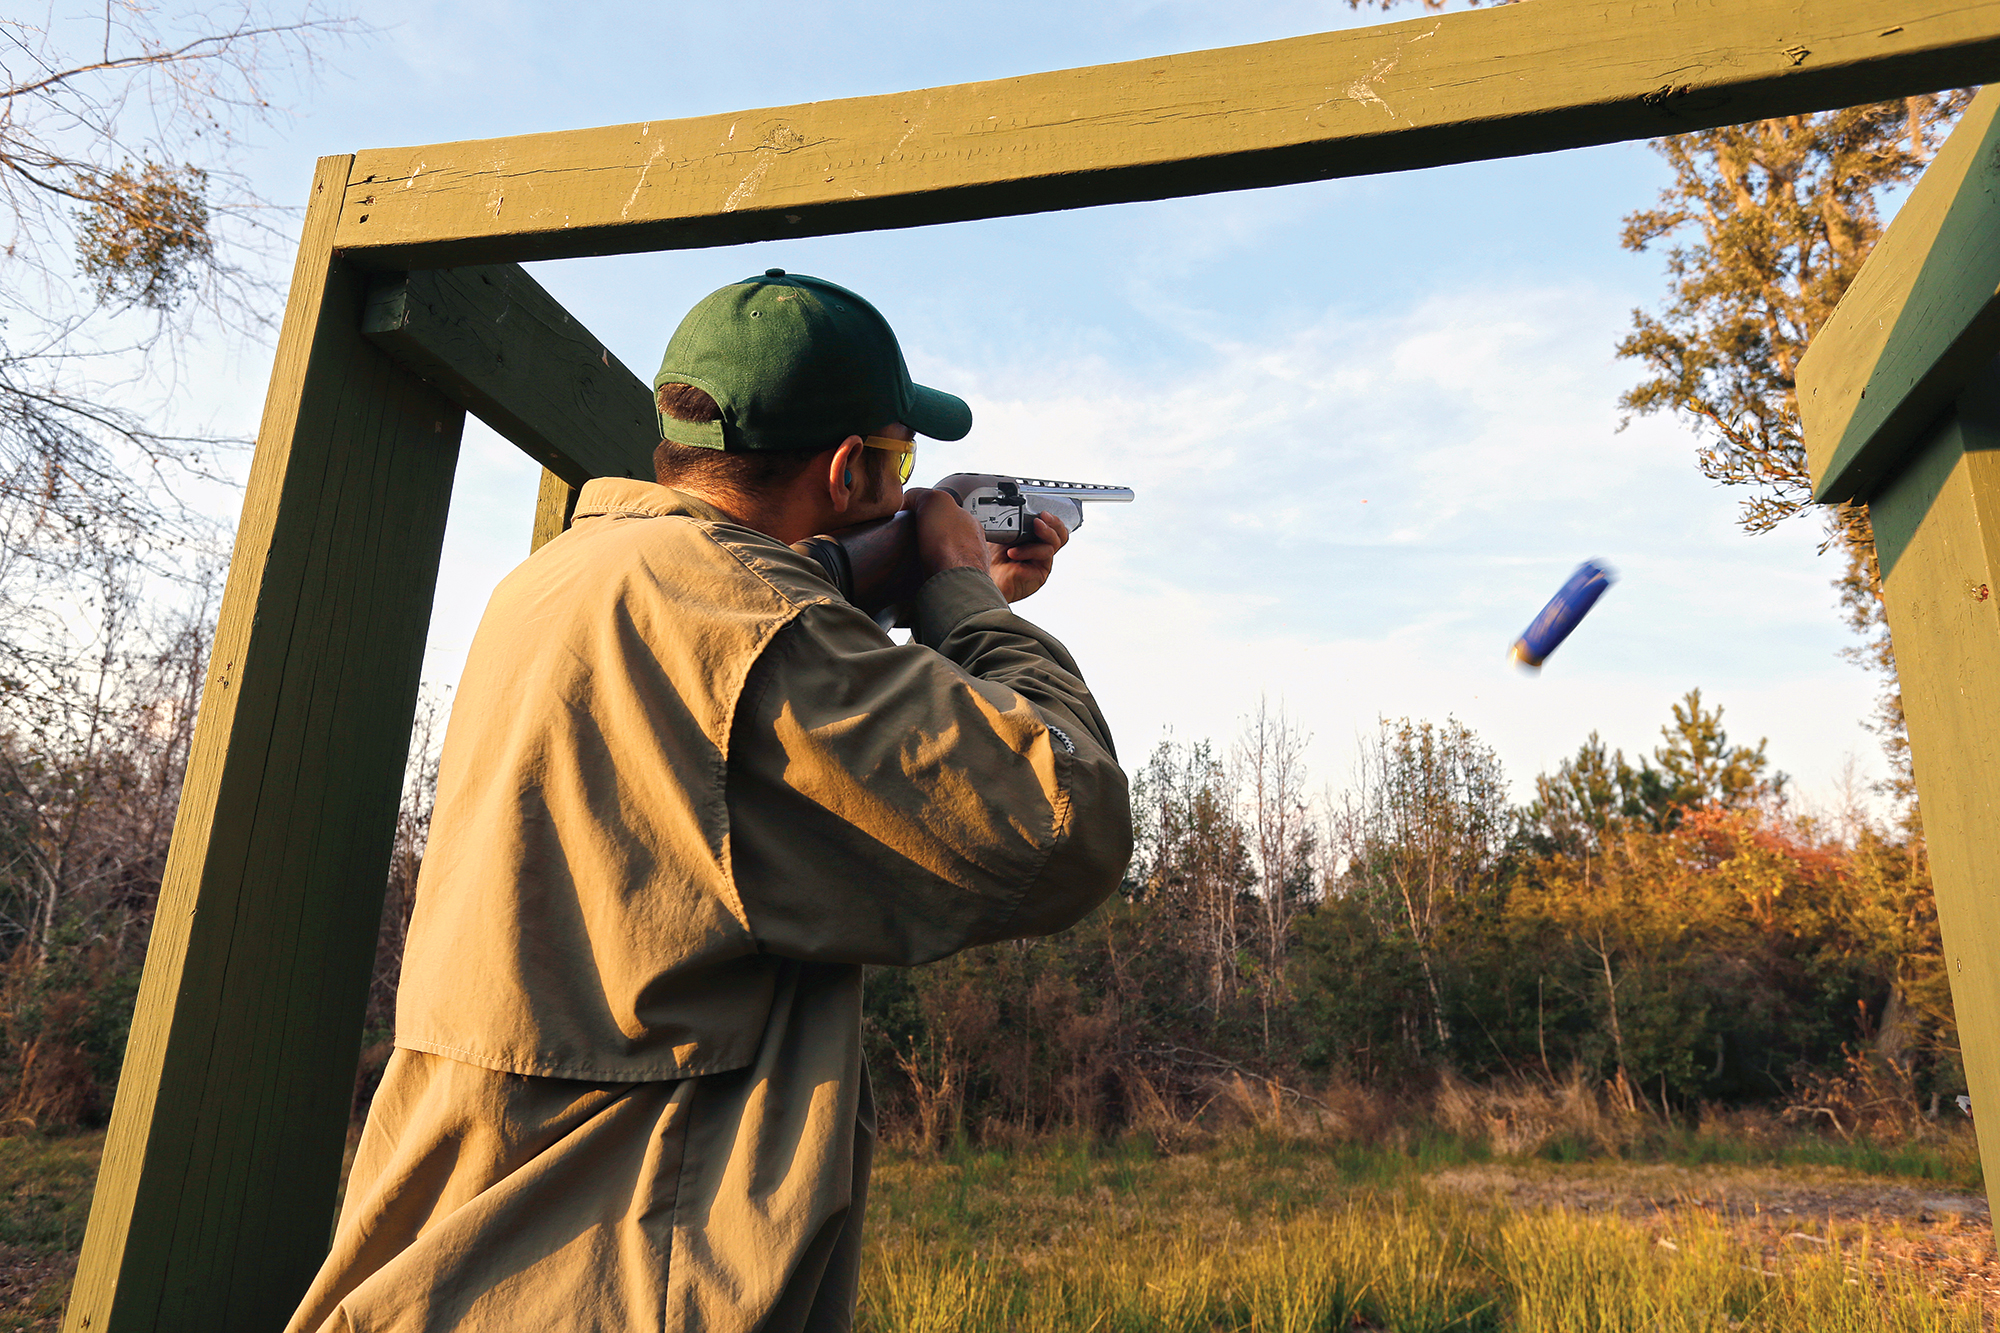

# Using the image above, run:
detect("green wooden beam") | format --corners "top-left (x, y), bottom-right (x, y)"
top-left (61, 156), bottom-right (466, 1333)
top-left (1864, 356), bottom-right (2000, 1199)
top-left (1800, 87), bottom-right (2000, 503)
top-left (362, 265), bottom-right (657, 488)
top-left (332, 0), bottom-right (2000, 269)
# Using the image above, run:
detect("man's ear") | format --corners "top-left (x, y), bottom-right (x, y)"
top-left (827, 436), bottom-right (866, 514)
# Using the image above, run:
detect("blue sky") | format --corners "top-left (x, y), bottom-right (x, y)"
top-left (196, 0), bottom-right (1885, 812)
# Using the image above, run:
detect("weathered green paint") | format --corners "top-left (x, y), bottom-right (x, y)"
top-left (61, 156), bottom-right (466, 1333)
top-left (1865, 358), bottom-right (2000, 1194)
top-left (335, 0), bottom-right (2000, 270)
top-left (362, 264), bottom-right (656, 487)
top-left (1800, 88), bottom-right (2000, 504)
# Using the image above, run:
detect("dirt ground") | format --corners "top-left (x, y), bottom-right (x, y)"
top-left (0, 1248), bottom-right (72, 1332)
top-left (1431, 1161), bottom-right (2000, 1310)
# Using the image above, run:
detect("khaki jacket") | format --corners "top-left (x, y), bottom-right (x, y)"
top-left (289, 479), bottom-right (1130, 1333)
top-left (397, 478), bottom-right (1128, 1080)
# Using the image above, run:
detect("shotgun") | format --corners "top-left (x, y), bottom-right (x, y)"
top-left (794, 473), bottom-right (1134, 619)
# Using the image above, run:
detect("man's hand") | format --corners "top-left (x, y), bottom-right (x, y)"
top-left (988, 511), bottom-right (1068, 603)
top-left (905, 488), bottom-right (992, 581)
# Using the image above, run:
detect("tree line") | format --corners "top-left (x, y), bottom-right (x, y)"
top-left (0, 661), bottom-right (1952, 1140)
top-left (861, 695), bottom-right (1954, 1142)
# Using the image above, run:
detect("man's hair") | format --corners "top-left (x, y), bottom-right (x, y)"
top-left (654, 383), bottom-right (825, 490)
top-left (653, 382), bottom-right (894, 499)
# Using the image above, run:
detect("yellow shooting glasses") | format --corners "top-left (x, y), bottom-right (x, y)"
top-left (863, 435), bottom-right (917, 484)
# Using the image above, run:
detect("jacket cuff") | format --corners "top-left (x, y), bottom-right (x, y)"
top-left (912, 567), bottom-right (1009, 649)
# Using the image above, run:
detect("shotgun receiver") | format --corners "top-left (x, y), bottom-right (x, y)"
top-left (794, 472), bottom-right (1134, 618)
top-left (944, 474), bottom-right (1135, 546)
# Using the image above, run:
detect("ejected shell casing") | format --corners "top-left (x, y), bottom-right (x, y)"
top-left (1511, 560), bottom-right (1615, 669)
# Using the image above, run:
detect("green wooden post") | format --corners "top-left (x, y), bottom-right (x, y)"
top-left (62, 156), bottom-right (467, 1333)
top-left (1864, 362), bottom-right (2000, 1192)
top-left (1800, 88), bottom-right (2000, 1201)
top-left (359, 265), bottom-right (655, 485)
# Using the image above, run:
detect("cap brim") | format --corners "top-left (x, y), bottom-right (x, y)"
top-left (906, 383), bottom-right (972, 442)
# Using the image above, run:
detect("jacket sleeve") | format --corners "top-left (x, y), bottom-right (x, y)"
top-left (723, 567), bottom-right (1132, 965)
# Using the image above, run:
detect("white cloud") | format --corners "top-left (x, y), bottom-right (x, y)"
top-left (412, 270), bottom-right (1879, 818)
top-left (904, 279), bottom-right (1881, 809)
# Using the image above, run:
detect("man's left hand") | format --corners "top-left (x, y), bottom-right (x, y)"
top-left (988, 511), bottom-right (1069, 603)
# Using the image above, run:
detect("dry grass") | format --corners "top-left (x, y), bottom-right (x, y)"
top-left (1433, 1068), bottom-right (1642, 1157)
top-left (0, 1083), bottom-right (1988, 1333)
top-left (0, 1131), bottom-right (100, 1333)
top-left (862, 1135), bottom-right (1992, 1332)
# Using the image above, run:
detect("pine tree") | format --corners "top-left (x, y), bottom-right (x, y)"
top-left (1523, 691), bottom-right (1781, 851)
top-left (1650, 688), bottom-right (1783, 812)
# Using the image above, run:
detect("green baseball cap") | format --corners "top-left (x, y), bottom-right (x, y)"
top-left (653, 269), bottom-right (972, 451)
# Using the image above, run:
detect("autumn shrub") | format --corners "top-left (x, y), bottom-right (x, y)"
top-left (1433, 1068), bottom-right (1645, 1159)
top-left (0, 940), bottom-right (141, 1129)
top-left (1785, 1045), bottom-right (1938, 1144)
top-left (865, 778), bottom-right (1955, 1152)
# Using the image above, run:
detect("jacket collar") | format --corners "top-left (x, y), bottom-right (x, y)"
top-left (572, 477), bottom-right (739, 527)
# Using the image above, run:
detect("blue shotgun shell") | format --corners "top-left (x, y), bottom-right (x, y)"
top-left (1511, 560), bottom-right (1615, 669)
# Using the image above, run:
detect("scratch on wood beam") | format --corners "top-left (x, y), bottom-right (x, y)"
top-left (1336, 22), bottom-right (1435, 120)
top-left (723, 156), bottom-right (774, 211)
top-left (890, 101), bottom-right (931, 157)
top-left (1347, 54), bottom-right (1401, 118)
top-left (623, 140), bottom-right (666, 218)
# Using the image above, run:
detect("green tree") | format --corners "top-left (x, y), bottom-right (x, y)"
top-left (1649, 687), bottom-right (1784, 815)
top-left (1615, 100), bottom-right (1971, 801)
top-left (1521, 690), bottom-right (1779, 853)
top-left (1293, 892), bottom-right (1432, 1081)
top-left (1333, 717), bottom-right (1509, 1049)
top-left (1520, 732), bottom-right (1656, 856)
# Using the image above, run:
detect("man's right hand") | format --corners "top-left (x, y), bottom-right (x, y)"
top-left (904, 488), bottom-right (993, 582)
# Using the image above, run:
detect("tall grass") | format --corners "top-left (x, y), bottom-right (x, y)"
top-left (1499, 1211), bottom-right (1976, 1333)
top-left (0, 1124), bottom-right (1984, 1333)
top-left (866, 1205), bottom-right (1981, 1333)
top-left (859, 1136), bottom-right (1988, 1333)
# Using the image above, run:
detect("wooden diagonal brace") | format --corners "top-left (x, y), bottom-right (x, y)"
top-left (361, 265), bottom-right (657, 487)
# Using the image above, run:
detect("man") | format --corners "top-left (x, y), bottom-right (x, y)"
top-left (286, 270), bottom-right (1131, 1332)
